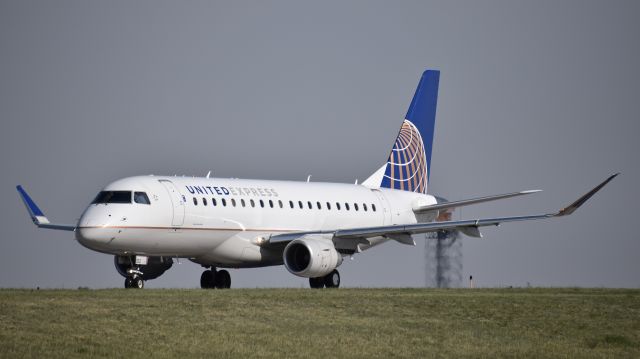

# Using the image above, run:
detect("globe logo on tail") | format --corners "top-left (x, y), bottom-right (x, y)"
top-left (383, 119), bottom-right (428, 194)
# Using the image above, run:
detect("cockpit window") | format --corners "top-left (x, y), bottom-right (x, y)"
top-left (92, 191), bottom-right (132, 204)
top-left (134, 192), bottom-right (151, 205)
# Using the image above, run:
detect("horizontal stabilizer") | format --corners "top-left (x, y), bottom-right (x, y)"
top-left (413, 190), bottom-right (542, 214)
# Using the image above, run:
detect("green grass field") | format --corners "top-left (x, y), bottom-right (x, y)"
top-left (0, 288), bottom-right (638, 358)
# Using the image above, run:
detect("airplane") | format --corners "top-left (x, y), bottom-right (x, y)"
top-left (17, 70), bottom-right (618, 289)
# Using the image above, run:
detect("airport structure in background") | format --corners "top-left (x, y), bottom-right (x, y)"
top-left (424, 204), bottom-right (463, 288)
top-left (424, 229), bottom-right (463, 288)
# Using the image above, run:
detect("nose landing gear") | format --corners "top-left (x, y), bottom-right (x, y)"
top-left (200, 268), bottom-right (231, 289)
top-left (124, 276), bottom-right (144, 289)
top-left (124, 268), bottom-right (144, 289)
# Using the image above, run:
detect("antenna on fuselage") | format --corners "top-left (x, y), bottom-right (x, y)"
top-left (307, 175), bottom-right (312, 183)
top-left (206, 170), bottom-right (211, 179)
top-left (355, 179), bottom-right (358, 185)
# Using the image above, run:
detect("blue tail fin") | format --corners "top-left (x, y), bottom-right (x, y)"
top-left (379, 70), bottom-right (439, 194)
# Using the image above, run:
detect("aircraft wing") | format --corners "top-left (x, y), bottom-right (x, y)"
top-left (269, 173), bottom-right (618, 249)
top-left (17, 185), bottom-right (76, 231)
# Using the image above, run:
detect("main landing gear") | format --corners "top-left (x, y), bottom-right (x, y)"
top-left (309, 269), bottom-right (340, 289)
top-left (200, 268), bottom-right (231, 289)
top-left (124, 267), bottom-right (144, 289)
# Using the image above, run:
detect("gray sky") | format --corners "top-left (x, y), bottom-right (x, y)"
top-left (1, 1), bottom-right (638, 289)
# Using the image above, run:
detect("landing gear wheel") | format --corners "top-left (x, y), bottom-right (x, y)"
top-left (125, 277), bottom-right (144, 289)
top-left (216, 270), bottom-right (231, 289)
top-left (133, 277), bottom-right (144, 289)
top-left (324, 270), bottom-right (340, 288)
top-left (200, 270), bottom-right (215, 289)
top-left (309, 277), bottom-right (324, 289)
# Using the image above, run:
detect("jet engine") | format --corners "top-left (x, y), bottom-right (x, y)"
top-left (114, 255), bottom-right (173, 281)
top-left (283, 238), bottom-right (343, 278)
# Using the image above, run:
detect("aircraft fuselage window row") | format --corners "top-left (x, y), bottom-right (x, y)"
top-left (92, 191), bottom-right (151, 205)
top-left (191, 196), bottom-right (377, 212)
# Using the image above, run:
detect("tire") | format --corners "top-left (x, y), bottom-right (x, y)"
top-left (324, 270), bottom-right (340, 288)
top-left (124, 277), bottom-right (133, 289)
top-left (216, 270), bottom-right (231, 289)
top-left (200, 270), bottom-right (214, 289)
top-left (133, 277), bottom-right (144, 289)
top-left (309, 277), bottom-right (324, 289)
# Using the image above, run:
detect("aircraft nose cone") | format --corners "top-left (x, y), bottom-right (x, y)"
top-left (76, 208), bottom-right (119, 250)
top-left (76, 227), bottom-right (110, 246)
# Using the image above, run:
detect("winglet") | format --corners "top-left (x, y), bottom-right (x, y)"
top-left (556, 173), bottom-right (619, 217)
top-left (16, 185), bottom-right (49, 224)
top-left (16, 185), bottom-right (75, 231)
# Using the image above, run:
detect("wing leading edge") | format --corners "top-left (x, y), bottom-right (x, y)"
top-left (269, 173), bottom-right (619, 248)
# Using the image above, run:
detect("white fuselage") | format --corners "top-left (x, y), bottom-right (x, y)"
top-left (75, 176), bottom-right (436, 268)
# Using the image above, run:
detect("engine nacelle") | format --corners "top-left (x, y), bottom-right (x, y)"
top-left (114, 255), bottom-right (173, 281)
top-left (283, 238), bottom-right (343, 278)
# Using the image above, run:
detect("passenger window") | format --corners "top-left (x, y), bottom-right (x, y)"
top-left (289, 200), bottom-right (294, 208)
top-left (269, 200), bottom-right (274, 208)
top-left (298, 201), bottom-right (303, 209)
top-left (202, 198), bottom-right (207, 206)
top-left (278, 200), bottom-right (283, 208)
top-left (222, 198), bottom-right (227, 207)
top-left (250, 199), bottom-right (255, 207)
top-left (354, 203), bottom-right (359, 211)
top-left (134, 192), bottom-right (151, 205)
top-left (193, 197), bottom-right (198, 206)
top-left (336, 202), bottom-right (341, 210)
top-left (345, 203), bottom-right (350, 211)
top-left (241, 199), bottom-right (246, 207)
top-left (260, 200), bottom-right (264, 208)
top-left (307, 201), bottom-right (312, 209)
top-left (363, 203), bottom-right (367, 211)
top-left (316, 201), bottom-right (321, 210)
top-left (326, 202), bottom-right (331, 210)
top-left (231, 198), bottom-right (236, 207)
top-left (212, 198), bottom-right (217, 206)
top-left (372, 204), bottom-right (376, 212)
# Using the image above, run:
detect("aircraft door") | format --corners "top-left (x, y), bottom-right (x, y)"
top-left (372, 189), bottom-right (392, 225)
top-left (159, 180), bottom-right (185, 226)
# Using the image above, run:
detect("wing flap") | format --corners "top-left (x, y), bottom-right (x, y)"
top-left (384, 233), bottom-right (416, 246)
